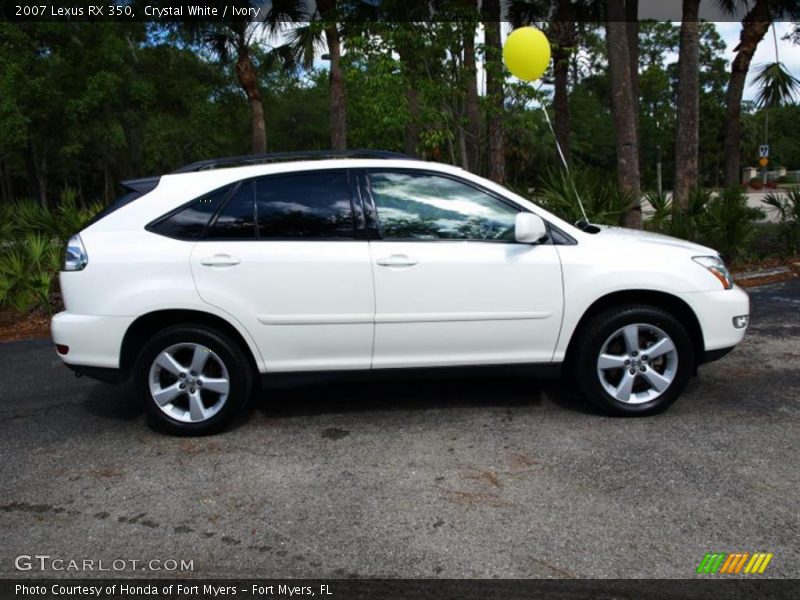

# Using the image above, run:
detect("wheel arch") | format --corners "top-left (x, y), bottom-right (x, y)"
top-left (564, 290), bottom-right (705, 371)
top-left (119, 309), bottom-right (261, 378)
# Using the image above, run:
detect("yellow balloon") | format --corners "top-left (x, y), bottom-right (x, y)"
top-left (503, 27), bottom-right (551, 82)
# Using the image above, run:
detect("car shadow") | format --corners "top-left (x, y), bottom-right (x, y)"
top-left (254, 372), bottom-right (599, 419)
top-left (78, 371), bottom-right (600, 429)
top-left (82, 381), bottom-right (142, 422)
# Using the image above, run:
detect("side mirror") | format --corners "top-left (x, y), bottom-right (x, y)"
top-left (515, 213), bottom-right (548, 244)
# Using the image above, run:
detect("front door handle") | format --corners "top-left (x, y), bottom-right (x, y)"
top-left (376, 254), bottom-right (418, 267)
top-left (201, 254), bottom-right (241, 267)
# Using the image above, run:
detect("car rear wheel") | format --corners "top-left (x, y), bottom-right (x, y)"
top-left (573, 304), bottom-right (694, 416)
top-left (134, 325), bottom-right (254, 434)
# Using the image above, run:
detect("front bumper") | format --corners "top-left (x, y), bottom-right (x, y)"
top-left (679, 285), bottom-right (750, 353)
top-left (51, 312), bottom-right (134, 369)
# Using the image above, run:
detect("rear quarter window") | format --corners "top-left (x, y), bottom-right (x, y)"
top-left (147, 184), bottom-right (234, 240)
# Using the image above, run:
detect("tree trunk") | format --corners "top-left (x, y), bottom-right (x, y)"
top-left (0, 161), bottom-right (10, 203)
top-left (626, 0), bottom-right (639, 151)
top-left (606, 8), bottom-right (641, 228)
top-left (463, 22), bottom-right (480, 172)
top-left (551, 3), bottom-right (576, 165)
top-left (723, 0), bottom-right (771, 186)
top-left (403, 87), bottom-right (421, 157)
top-left (396, 36), bottom-right (422, 157)
top-left (31, 142), bottom-right (48, 208)
top-left (552, 52), bottom-right (570, 164)
top-left (673, 0), bottom-right (701, 210)
top-left (325, 25), bottom-right (347, 150)
top-left (482, 0), bottom-right (505, 185)
top-left (234, 44), bottom-right (267, 154)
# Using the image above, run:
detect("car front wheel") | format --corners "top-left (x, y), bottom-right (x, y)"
top-left (573, 305), bottom-right (694, 416)
top-left (134, 325), bottom-right (254, 434)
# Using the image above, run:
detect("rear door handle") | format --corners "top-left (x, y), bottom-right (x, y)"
top-left (376, 254), bottom-right (418, 267)
top-left (201, 254), bottom-right (241, 267)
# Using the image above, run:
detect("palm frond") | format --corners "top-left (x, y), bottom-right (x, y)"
top-left (286, 22), bottom-right (326, 71)
top-left (752, 61), bottom-right (800, 108)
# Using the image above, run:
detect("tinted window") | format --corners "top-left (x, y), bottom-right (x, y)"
top-left (256, 172), bottom-right (354, 239)
top-left (368, 172), bottom-right (518, 241)
top-left (149, 185), bottom-right (232, 240)
top-left (206, 182), bottom-right (256, 239)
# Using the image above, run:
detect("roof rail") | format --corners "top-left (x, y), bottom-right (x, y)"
top-left (172, 149), bottom-right (413, 174)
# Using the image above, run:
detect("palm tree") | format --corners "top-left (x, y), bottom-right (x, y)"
top-left (550, 2), bottom-right (578, 164)
top-left (752, 28), bottom-right (800, 178)
top-left (673, 0), bottom-right (702, 210)
top-left (606, 1), bottom-right (641, 228)
top-left (281, 3), bottom-right (348, 150)
top-left (461, 11), bottom-right (481, 172)
top-left (186, 20), bottom-right (269, 153)
top-left (482, 0), bottom-right (506, 184)
top-left (179, 0), bottom-right (306, 155)
top-left (437, 1), bottom-right (481, 171)
top-left (719, 0), bottom-right (800, 186)
top-left (319, 1), bottom-right (348, 150)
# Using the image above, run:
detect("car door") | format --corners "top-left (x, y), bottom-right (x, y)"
top-left (361, 169), bottom-right (564, 369)
top-left (191, 169), bottom-right (375, 372)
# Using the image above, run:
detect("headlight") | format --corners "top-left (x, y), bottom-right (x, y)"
top-left (63, 234), bottom-right (88, 271)
top-left (693, 255), bottom-right (732, 289)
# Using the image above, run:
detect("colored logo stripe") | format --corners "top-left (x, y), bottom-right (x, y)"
top-left (744, 553), bottom-right (773, 574)
top-left (697, 553), bottom-right (726, 574)
top-left (697, 552), bottom-right (773, 574)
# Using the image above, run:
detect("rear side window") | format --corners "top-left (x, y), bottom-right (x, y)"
top-left (148, 185), bottom-right (233, 240)
top-left (255, 171), bottom-right (354, 239)
top-left (206, 182), bottom-right (256, 240)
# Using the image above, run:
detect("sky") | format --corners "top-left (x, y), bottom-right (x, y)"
top-left (284, 21), bottom-right (799, 102)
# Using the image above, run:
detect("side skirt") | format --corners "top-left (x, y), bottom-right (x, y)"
top-left (260, 362), bottom-right (563, 390)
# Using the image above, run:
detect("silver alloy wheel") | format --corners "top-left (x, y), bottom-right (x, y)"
top-left (596, 323), bottom-right (678, 405)
top-left (148, 343), bottom-right (230, 423)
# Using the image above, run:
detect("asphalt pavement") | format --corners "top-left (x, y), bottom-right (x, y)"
top-left (1, 280), bottom-right (798, 579)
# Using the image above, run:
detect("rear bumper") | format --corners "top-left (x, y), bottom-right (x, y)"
top-left (66, 363), bottom-right (127, 384)
top-left (51, 312), bottom-right (134, 369)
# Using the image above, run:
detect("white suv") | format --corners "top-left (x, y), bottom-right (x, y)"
top-left (52, 151), bottom-right (749, 434)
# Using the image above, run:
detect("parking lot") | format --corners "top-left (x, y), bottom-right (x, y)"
top-left (1, 280), bottom-right (798, 579)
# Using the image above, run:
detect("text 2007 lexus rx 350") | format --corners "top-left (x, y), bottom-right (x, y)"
top-left (52, 151), bottom-right (749, 434)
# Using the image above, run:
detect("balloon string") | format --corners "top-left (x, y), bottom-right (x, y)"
top-left (537, 83), bottom-right (589, 224)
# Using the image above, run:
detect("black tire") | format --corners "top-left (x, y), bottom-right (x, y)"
top-left (572, 304), bottom-right (694, 416)
top-left (134, 324), bottom-right (254, 435)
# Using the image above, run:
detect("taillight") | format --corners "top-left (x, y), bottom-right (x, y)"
top-left (63, 234), bottom-right (88, 271)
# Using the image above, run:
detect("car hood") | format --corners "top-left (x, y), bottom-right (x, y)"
top-left (592, 225), bottom-right (717, 255)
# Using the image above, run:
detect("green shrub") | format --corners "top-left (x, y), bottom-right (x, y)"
top-left (763, 187), bottom-right (800, 256)
top-left (0, 190), bottom-right (102, 314)
top-left (534, 168), bottom-right (634, 226)
top-left (643, 190), bottom-right (671, 231)
top-left (670, 189), bottom-right (712, 243)
top-left (0, 233), bottom-right (62, 314)
top-left (3, 190), bottom-right (102, 243)
top-left (644, 189), bottom-right (711, 243)
top-left (700, 187), bottom-right (765, 264)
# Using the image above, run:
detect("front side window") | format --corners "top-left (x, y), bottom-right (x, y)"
top-left (368, 171), bottom-right (519, 241)
top-left (148, 184), bottom-right (233, 240)
top-left (255, 171), bottom-right (354, 239)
